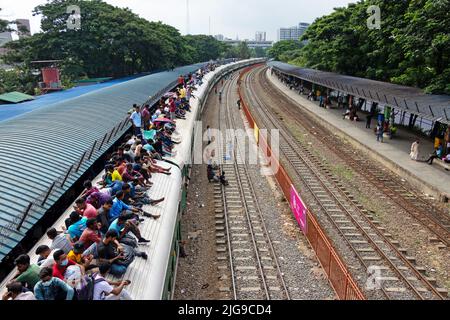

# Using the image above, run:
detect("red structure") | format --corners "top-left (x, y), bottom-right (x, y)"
top-left (40, 67), bottom-right (62, 93)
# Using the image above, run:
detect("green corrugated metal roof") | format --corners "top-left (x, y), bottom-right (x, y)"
top-left (0, 91), bottom-right (35, 103)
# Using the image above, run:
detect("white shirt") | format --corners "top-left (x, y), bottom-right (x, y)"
top-left (14, 292), bottom-right (36, 300)
top-left (130, 111), bottom-right (142, 127)
top-left (93, 275), bottom-right (114, 300)
top-left (39, 249), bottom-right (57, 269)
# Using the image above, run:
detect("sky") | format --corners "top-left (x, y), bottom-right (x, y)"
top-left (0, 0), bottom-right (355, 41)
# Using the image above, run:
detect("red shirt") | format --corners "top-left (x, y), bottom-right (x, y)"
top-left (79, 228), bottom-right (102, 249)
top-left (169, 101), bottom-right (176, 113)
top-left (117, 162), bottom-right (127, 175)
top-left (52, 259), bottom-right (76, 280)
top-left (82, 203), bottom-right (97, 219)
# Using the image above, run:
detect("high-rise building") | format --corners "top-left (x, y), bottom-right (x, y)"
top-left (16, 19), bottom-right (31, 38)
top-left (0, 31), bottom-right (13, 47)
top-left (255, 31), bottom-right (266, 42)
top-left (277, 22), bottom-right (310, 42)
top-left (214, 34), bottom-right (224, 41)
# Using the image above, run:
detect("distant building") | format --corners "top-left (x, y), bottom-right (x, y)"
top-left (16, 19), bottom-right (31, 38)
top-left (277, 22), bottom-right (310, 42)
top-left (255, 31), bottom-right (266, 42)
top-left (214, 34), bottom-right (224, 41)
top-left (222, 39), bottom-right (273, 50)
top-left (0, 31), bottom-right (13, 47)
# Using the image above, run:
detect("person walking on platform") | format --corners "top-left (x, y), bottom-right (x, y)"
top-left (366, 113), bottom-right (373, 129)
top-left (376, 123), bottom-right (384, 143)
top-left (218, 90), bottom-right (222, 103)
top-left (410, 140), bottom-right (420, 160)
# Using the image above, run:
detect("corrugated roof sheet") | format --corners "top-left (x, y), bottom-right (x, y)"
top-left (0, 63), bottom-right (206, 262)
top-left (269, 61), bottom-right (450, 125)
top-left (0, 91), bottom-right (35, 103)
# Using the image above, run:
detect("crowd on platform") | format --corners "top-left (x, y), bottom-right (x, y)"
top-left (276, 70), bottom-right (450, 168)
top-left (2, 63), bottom-right (220, 301)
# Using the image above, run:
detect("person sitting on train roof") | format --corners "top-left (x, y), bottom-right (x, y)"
top-left (96, 199), bottom-right (114, 235)
top-left (2, 281), bottom-right (36, 300)
top-left (122, 163), bottom-right (149, 188)
top-left (97, 230), bottom-right (130, 277)
top-left (35, 245), bottom-right (56, 269)
top-left (11, 254), bottom-right (41, 290)
top-left (139, 155), bottom-right (172, 176)
top-left (86, 190), bottom-right (112, 209)
top-left (109, 191), bottom-right (142, 223)
top-left (34, 267), bottom-right (74, 300)
top-left (80, 180), bottom-right (99, 198)
top-left (46, 227), bottom-right (73, 254)
top-left (74, 198), bottom-right (98, 219)
top-left (66, 212), bottom-right (88, 241)
top-left (93, 262), bottom-right (133, 300)
top-left (109, 214), bottom-right (150, 244)
top-left (124, 145), bottom-right (136, 162)
top-left (52, 249), bottom-right (80, 280)
top-left (67, 242), bottom-right (94, 269)
top-left (79, 218), bottom-right (103, 250)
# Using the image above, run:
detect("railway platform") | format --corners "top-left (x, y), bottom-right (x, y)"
top-left (267, 70), bottom-right (450, 202)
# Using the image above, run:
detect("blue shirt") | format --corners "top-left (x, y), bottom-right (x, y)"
top-left (143, 144), bottom-right (154, 152)
top-left (109, 198), bottom-right (131, 222)
top-left (34, 277), bottom-right (74, 300)
top-left (108, 218), bottom-right (125, 235)
top-left (67, 217), bottom-right (88, 240)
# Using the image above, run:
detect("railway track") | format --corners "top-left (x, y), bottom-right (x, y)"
top-left (213, 73), bottom-right (290, 300)
top-left (241, 66), bottom-right (447, 300)
top-left (261, 67), bottom-right (450, 248)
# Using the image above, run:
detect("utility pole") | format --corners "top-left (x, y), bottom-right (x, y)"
top-left (186, 0), bottom-right (190, 35)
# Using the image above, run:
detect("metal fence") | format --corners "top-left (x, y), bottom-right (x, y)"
top-left (237, 66), bottom-right (366, 300)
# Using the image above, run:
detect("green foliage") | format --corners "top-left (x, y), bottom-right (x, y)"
top-left (267, 40), bottom-right (304, 61)
top-left (184, 35), bottom-right (227, 62)
top-left (277, 0), bottom-right (450, 95)
top-left (0, 67), bottom-right (39, 95)
top-left (2, 0), bottom-right (230, 94)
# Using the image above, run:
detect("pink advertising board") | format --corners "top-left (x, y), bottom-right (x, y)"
top-left (290, 185), bottom-right (307, 234)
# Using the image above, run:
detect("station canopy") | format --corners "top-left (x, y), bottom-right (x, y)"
top-left (269, 61), bottom-right (450, 125)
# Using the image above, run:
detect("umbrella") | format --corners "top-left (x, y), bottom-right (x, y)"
top-left (153, 118), bottom-right (174, 123)
top-left (163, 92), bottom-right (177, 98)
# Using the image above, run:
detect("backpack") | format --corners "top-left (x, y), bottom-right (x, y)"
top-left (74, 274), bottom-right (96, 300)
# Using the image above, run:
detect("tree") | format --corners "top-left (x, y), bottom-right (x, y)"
top-left (5, 0), bottom-right (195, 79)
top-left (273, 0), bottom-right (450, 94)
top-left (237, 42), bottom-right (251, 59)
top-left (183, 35), bottom-right (227, 62)
top-left (267, 40), bottom-right (304, 61)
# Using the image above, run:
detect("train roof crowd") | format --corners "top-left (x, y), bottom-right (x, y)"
top-left (2, 63), bottom-right (219, 301)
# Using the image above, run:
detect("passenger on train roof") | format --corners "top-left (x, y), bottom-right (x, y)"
top-left (2, 282), bottom-right (36, 300)
top-left (79, 218), bottom-right (103, 249)
top-left (34, 267), bottom-right (74, 300)
top-left (46, 227), bottom-right (73, 254)
top-left (11, 254), bottom-right (41, 290)
top-left (93, 262), bottom-right (133, 300)
top-left (74, 198), bottom-right (98, 219)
